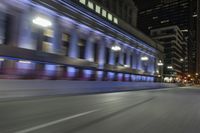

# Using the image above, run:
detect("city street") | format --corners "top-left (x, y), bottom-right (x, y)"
top-left (1, 87), bottom-right (200, 133)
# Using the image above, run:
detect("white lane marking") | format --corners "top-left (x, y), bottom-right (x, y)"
top-left (15, 109), bottom-right (99, 133)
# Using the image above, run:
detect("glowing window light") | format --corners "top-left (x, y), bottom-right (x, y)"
top-left (113, 17), bottom-right (118, 24)
top-left (87, 1), bottom-right (94, 10)
top-left (95, 5), bottom-right (101, 14)
top-left (108, 13), bottom-right (113, 21)
top-left (167, 66), bottom-right (173, 69)
top-left (102, 9), bottom-right (107, 18)
top-left (79, 0), bottom-right (86, 5)
top-left (32, 17), bottom-right (52, 27)
top-left (141, 56), bottom-right (149, 61)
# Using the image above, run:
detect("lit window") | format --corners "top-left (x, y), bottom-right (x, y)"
top-left (108, 13), bottom-right (112, 21)
top-left (95, 5), bottom-right (101, 14)
top-left (88, 1), bottom-right (94, 10)
top-left (102, 9), bottom-right (107, 17)
top-left (44, 29), bottom-right (53, 37)
top-left (114, 17), bottom-right (118, 24)
top-left (79, 0), bottom-right (86, 5)
top-left (62, 34), bottom-right (70, 42)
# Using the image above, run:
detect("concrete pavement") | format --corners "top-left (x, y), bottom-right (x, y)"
top-left (0, 87), bottom-right (200, 133)
top-left (0, 80), bottom-right (178, 99)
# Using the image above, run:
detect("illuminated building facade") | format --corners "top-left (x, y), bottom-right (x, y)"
top-left (0, 0), bottom-right (163, 81)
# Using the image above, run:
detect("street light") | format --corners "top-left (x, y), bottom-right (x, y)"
top-left (18, 60), bottom-right (32, 64)
top-left (111, 45), bottom-right (121, 51)
top-left (193, 14), bottom-right (198, 18)
top-left (157, 60), bottom-right (164, 66)
top-left (157, 62), bottom-right (164, 66)
top-left (180, 58), bottom-right (184, 62)
top-left (141, 56), bottom-right (149, 61)
top-left (32, 16), bottom-right (52, 27)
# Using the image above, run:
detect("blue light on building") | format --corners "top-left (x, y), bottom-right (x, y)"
top-left (0, 0), bottom-right (163, 82)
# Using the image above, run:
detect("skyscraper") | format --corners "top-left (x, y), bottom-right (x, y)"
top-left (137, 0), bottom-right (190, 35)
top-left (136, 0), bottom-right (192, 75)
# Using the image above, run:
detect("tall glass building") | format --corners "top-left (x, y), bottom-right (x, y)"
top-left (0, 0), bottom-right (163, 82)
top-left (136, 0), bottom-right (193, 75)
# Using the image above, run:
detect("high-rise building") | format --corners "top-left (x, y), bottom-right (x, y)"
top-left (151, 26), bottom-right (186, 82)
top-left (196, 0), bottom-right (200, 75)
top-left (0, 0), bottom-right (163, 82)
top-left (136, 0), bottom-right (191, 75)
top-left (137, 0), bottom-right (190, 34)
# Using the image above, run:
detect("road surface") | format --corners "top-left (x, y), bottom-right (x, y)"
top-left (0, 87), bottom-right (200, 133)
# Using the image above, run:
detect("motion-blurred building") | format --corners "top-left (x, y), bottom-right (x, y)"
top-left (0, 0), bottom-right (163, 81)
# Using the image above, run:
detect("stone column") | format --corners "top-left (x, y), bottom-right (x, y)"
top-left (98, 37), bottom-right (106, 68)
top-left (132, 49), bottom-right (137, 69)
top-left (119, 46), bottom-right (124, 65)
top-left (18, 7), bottom-right (35, 50)
top-left (68, 27), bottom-right (79, 58)
top-left (84, 32), bottom-right (95, 80)
top-left (109, 44), bottom-right (115, 65)
top-left (68, 27), bottom-right (79, 78)
top-left (137, 51), bottom-right (142, 71)
top-left (52, 17), bottom-right (62, 54)
top-left (126, 50), bottom-right (131, 67)
top-left (7, 9), bottom-right (21, 47)
top-left (97, 37), bottom-right (106, 81)
top-left (126, 50), bottom-right (132, 81)
top-left (85, 33), bottom-right (94, 62)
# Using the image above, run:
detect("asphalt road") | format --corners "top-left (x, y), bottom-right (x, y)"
top-left (1, 87), bottom-right (200, 133)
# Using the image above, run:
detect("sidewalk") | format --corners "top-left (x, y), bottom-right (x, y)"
top-left (0, 80), bottom-right (178, 100)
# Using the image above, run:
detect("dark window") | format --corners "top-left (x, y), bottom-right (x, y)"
top-left (78, 39), bottom-right (86, 59)
top-left (115, 52), bottom-right (119, 65)
top-left (130, 54), bottom-right (133, 67)
top-left (0, 11), bottom-right (6, 44)
top-left (62, 33), bottom-right (70, 56)
top-left (94, 43), bottom-right (99, 63)
top-left (4, 14), bottom-right (12, 45)
top-left (124, 52), bottom-right (127, 64)
top-left (105, 47), bottom-right (110, 64)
